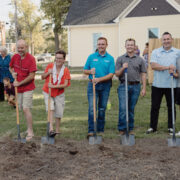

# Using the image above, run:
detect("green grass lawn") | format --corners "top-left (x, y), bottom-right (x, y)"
top-left (1, 79), bottom-right (180, 140)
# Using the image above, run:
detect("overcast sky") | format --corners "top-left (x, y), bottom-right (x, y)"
top-left (0, 0), bottom-right (41, 24)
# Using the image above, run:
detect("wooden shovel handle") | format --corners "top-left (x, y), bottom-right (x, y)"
top-left (48, 74), bottom-right (51, 123)
top-left (15, 79), bottom-right (20, 125)
top-left (93, 74), bottom-right (96, 123)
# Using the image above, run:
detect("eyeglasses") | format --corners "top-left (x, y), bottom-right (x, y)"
top-left (56, 57), bottom-right (64, 60)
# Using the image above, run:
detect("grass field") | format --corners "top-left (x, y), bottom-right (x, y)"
top-left (1, 79), bottom-right (180, 140)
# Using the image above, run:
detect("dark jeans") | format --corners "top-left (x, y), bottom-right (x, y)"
top-left (0, 82), bottom-right (4, 101)
top-left (87, 81), bottom-right (111, 133)
top-left (175, 88), bottom-right (180, 105)
top-left (117, 83), bottom-right (141, 131)
top-left (150, 86), bottom-right (175, 130)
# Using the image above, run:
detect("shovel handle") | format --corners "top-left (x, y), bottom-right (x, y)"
top-left (170, 73), bottom-right (175, 137)
top-left (48, 74), bottom-right (52, 123)
top-left (15, 79), bottom-right (20, 125)
top-left (92, 74), bottom-right (96, 124)
top-left (125, 68), bottom-right (129, 134)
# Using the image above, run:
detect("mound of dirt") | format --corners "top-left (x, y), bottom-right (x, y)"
top-left (0, 137), bottom-right (180, 180)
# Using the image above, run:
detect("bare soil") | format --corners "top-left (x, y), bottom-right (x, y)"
top-left (0, 137), bottom-right (180, 180)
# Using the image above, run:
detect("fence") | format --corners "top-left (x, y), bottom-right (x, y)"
top-left (148, 38), bottom-right (180, 84)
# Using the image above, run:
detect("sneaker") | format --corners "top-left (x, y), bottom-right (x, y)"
top-left (146, 128), bottom-right (156, 134)
top-left (176, 131), bottom-right (180, 136)
top-left (118, 131), bottom-right (125, 136)
top-left (168, 128), bottom-right (173, 133)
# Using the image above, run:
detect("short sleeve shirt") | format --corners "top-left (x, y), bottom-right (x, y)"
top-left (4, 83), bottom-right (15, 96)
top-left (84, 51), bottom-right (115, 79)
top-left (150, 47), bottom-right (180, 88)
top-left (9, 53), bottom-right (37, 93)
top-left (115, 53), bottom-right (146, 82)
top-left (42, 63), bottom-right (71, 97)
top-left (0, 54), bottom-right (14, 83)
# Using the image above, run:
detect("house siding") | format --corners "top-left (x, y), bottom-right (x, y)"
top-left (69, 25), bottom-right (118, 67)
top-left (67, 14), bottom-right (180, 67)
top-left (119, 14), bottom-right (180, 55)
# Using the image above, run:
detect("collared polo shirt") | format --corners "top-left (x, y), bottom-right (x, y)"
top-left (151, 46), bottom-right (180, 88)
top-left (10, 53), bottom-right (37, 93)
top-left (115, 53), bottom-right (146, 82)
top-left (84, 51), bottom-right (115, 79)
top-left (42, 63), bottom-right (71, 97)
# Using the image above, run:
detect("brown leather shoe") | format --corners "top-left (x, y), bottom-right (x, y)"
top-left (129, 130), bottom-right (134, 135)
top-left (87, 133), bottom-right (94, 139)
top-left (118, 131), bottom-right (125, 136)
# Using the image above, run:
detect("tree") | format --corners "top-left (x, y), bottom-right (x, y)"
top-left (41, 0), bottom-right (71, 51)
top-left (9, 0), bottom-right (44, 55)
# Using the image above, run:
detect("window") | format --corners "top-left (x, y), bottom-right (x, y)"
top-left (148, 28), bottom-right (159, 39)
top-left (93, 33), bottom-right (102, 52)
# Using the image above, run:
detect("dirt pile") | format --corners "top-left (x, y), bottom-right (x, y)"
top-left (0, 137), bottom-right (180, 180)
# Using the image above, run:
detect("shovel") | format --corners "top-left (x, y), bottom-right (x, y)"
top-left (168, 73), bottom-right (180, 147)
top-left (89, 74), bottom-right (102, 145)
top-left (14, 80), bottom-right (26, 143)
top-left (120, 68), bottom-right (135, 146)
top-left (41, 74), bottom-right (55, 144)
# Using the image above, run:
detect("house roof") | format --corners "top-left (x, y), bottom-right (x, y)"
top-left (64, 0), bottom-right (133, 25)
top-left (64, 0), bottom-right (180, 26)
top-left (127, 0), bottom-right (180, 17)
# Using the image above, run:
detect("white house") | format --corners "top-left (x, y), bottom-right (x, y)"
top-left (64, 0), bottom-right (180, 67)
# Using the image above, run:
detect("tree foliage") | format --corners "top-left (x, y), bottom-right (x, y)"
top-left (9, 0), bottom-right (44, 55)
top-left (41, 0), bottom-right (71, 51)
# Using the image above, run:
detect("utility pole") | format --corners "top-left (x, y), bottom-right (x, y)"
top-left (14, 0), bottom-right (18, 49)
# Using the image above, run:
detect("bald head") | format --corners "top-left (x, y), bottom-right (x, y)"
top-left (17, 39), bottom-right (27, 57)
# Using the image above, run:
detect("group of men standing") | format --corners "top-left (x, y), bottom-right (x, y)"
top-left (9, 31), bottom-right (180, 141)
top-left (84, 32), bottom-right (180, 138)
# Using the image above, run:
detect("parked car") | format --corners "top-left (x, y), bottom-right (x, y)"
top-left (36, 53), bottom-right (52, 62)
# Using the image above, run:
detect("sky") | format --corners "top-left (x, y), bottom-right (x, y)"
top-left (0, 0), bottom-right (41, 24)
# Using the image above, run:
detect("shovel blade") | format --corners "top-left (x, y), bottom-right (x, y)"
top-left (168, 138), bottom-right (180, 147)
top-left (41, 136), bottom-right (55, 145)
top-left (120, 134), bottom-right (135, 146)
top-left (89, 135), bottom-right (102, 145)
top-left (14, 138), bottom-right (26, 143)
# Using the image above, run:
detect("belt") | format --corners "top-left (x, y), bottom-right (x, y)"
top-left (120, 81), bottom-right (140, 85)
top-left (89, 79), bottom-right (112, 83)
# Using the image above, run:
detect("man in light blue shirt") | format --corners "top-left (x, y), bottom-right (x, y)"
top-left (84, 37), bottom-right (115, 138)
top-left (147, 32), bottom-right (180, 134)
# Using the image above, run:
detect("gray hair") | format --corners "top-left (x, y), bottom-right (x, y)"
top-left (0, 46), bottom-right (7, 54)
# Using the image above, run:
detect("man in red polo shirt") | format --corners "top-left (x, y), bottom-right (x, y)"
top-left (9, 39), bottom-right (37, 141)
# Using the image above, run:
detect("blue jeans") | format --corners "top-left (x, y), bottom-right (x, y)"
top-left (87, 81), bottom-right (111, 133)
top-left (117, 83), bottom-right (141, 131)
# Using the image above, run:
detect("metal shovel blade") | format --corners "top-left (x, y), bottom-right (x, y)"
top-left (14, 137), bottom-right (26, 143)
top-left (168, 138), bottom-right (180, 147)
top-left (14, 125), bottom-right (26, 143)
top-left (41, 136), bottom-right (55, 145)
top-left (120, 134), bottom-right (135, 146)
top-left (89, 135), bottom-right (102, 145)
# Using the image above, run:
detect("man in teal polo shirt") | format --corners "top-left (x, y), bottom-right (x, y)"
top-left (147, 32), bottom-right (180, 134)
top-left (84, 37), bottom-right (115, 138)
